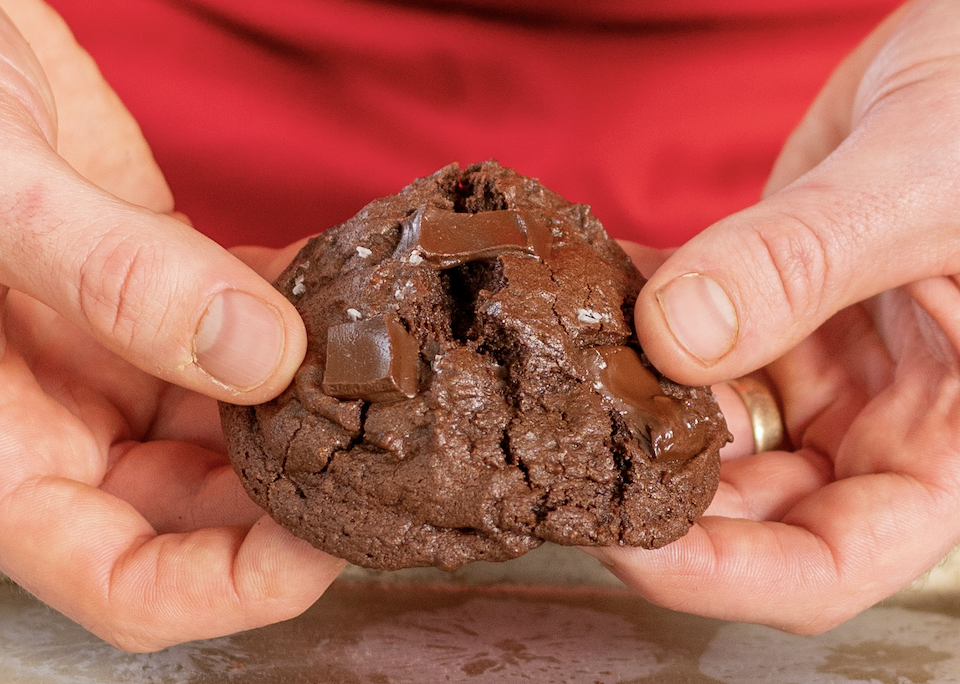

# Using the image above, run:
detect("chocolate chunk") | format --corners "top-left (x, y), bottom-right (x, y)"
top-left (587, 345), bottom-right (706, 462)
top-left (322, 315), bottom-right (420, 402)
top-left (397, 205), bottom-right (551, 267)
top-left (294, 363), bottom-right (364, 432)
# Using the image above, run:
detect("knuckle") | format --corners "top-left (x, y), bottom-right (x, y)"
top-left (76, 230), bottom-right (167, 350)
top-left (749, 211), bottom-right (842, 322)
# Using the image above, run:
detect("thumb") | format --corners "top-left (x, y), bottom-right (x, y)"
top-left (0, 126), bottom-right (304, 406)
top-left (0, 8), bottom-right (304, 404)
top-left (636, 0), bottom-right (960, 386)
top-left (2, 155), bottom-right (306, 403)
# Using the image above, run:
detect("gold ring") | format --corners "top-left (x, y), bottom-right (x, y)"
top-left (728, 376), bottom-right (784, 453)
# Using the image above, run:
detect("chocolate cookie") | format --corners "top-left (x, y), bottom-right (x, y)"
top-left (220, 161), bottom-right (731, 571)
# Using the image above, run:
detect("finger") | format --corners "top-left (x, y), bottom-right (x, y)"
top-left (590, 307), bottom-right (960, 633)
top-left (620, 241), bottom-right (757, 461)
top-left (1, 0), bottom-right (172, 210)
top-left (102, 440), bottom-right (264, 533)
top-left (0, 339), bottom-right (342, 651)
top-left (0, 474), bottom-right (344, 652)
top-left (634, 0), bottom-right (960, 386)
top-left (761, 1), bottom-right (912, 196)
top-left (0, 12), bottom-right (304, 404)
top-left (705, 448), bottom-right (832, 520)
top-left (589, 470), bottom-right (958, 635)
top-left (0, 4), bottom-right (56, 145)
top-left (3, 289), bottom-right (233, 454)
top-left (142, 385), bottom-right (227, 453)
top-left (0, 140), bottom-right (306, 403)
top-left (711, 381), bottom-right (754, 460)
top-left (619, 241), bottom-right (760, 459)
top-left (709, 309), bottom-right (878, 514)
top-left (0, 283), bottom-right (7, 356)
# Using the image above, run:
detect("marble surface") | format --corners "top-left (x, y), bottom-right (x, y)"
top-left (1, 543), bottom-right (960, 683)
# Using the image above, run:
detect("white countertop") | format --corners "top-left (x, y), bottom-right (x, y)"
top-left (1, 543), bottom-right (959, 683)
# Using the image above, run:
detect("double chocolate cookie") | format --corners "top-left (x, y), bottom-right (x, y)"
top-left (220, 161), bottom-right (731, 571)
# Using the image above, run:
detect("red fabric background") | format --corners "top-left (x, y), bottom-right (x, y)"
top-left (47, 0), bottom-right (900, 248)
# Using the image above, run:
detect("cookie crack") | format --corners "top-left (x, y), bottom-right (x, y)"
top-left (438, 258), bottom-right (539, 487)
top-left (610, 426), bottom-right (635, 500)
top-left (349, 402), bottom-right (371, 456)
top-left (277, 421), bottom-right (306, 477)
top-left (500, 428), bottom-right (532, 488)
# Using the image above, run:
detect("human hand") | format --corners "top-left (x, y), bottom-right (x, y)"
top-left (0, 1), bottom-right (343, 651)
top-left (589, 0), bottom-right (960, 634)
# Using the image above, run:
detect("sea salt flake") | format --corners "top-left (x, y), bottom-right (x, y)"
top-left (408, 251), bottom-right (424, 265)
top-left (356, 246), bottom-right (372, 258)
top-left (346, 308), bottom-right (362, 321)
top-left (577, 308), bottom-right (603, 324)
top-left (291, 275), bottom-right (306, 296)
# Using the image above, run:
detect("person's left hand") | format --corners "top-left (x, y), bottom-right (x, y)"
top-left (0, 246), bottom-right (344, 653)
top-left (587, 0), bottom-right (960, 634)
top-left (0, 0), bottom-right (344, 652)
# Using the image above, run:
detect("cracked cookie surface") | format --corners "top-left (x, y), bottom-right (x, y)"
top-left (219, 161), bottom-right (731, 571)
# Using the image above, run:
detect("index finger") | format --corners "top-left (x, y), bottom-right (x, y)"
top-left (587, 307), bottom-right (960, 635)
top-left (591, 469), bottom-right (956, 635)
top-left (0, 352), bottom-right (343, 652)
top-left (1, 473), bottom-right (343, 651)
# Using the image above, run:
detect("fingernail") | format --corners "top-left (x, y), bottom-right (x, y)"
top-left (194, 290), bottom-right (284, 391)
top-left (656, 273), bottom-right (738, 364)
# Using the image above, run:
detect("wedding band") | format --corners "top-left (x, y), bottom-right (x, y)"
top-left (728, 376), bottom-right (784, 453)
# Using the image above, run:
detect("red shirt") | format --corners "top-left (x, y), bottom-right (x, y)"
top-left (48, 0), bottom-right (900, 248)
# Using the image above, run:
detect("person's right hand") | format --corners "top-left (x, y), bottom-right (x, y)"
top-left (589, 0), bottom-right (960, 634)
top-left (0, 0), bottom-right (344, 651)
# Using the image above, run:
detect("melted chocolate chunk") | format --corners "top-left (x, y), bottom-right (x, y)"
top-left (397, 205), bottom-right (551, 267)
top-left (322, 314), bottom-right (420, 402)
top-left (587, 345), bottom-right (707, 462)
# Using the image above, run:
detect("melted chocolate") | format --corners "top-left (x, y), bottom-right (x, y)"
top-left (587, 346), bottom-right (706, 462)
top-left (397, 205), bottom-right (551, 267)
top-left (322, 315), bottom-right (420, 402)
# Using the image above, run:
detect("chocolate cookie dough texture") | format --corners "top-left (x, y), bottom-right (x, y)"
top-left (220, 161), bottom-right (731, 571)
